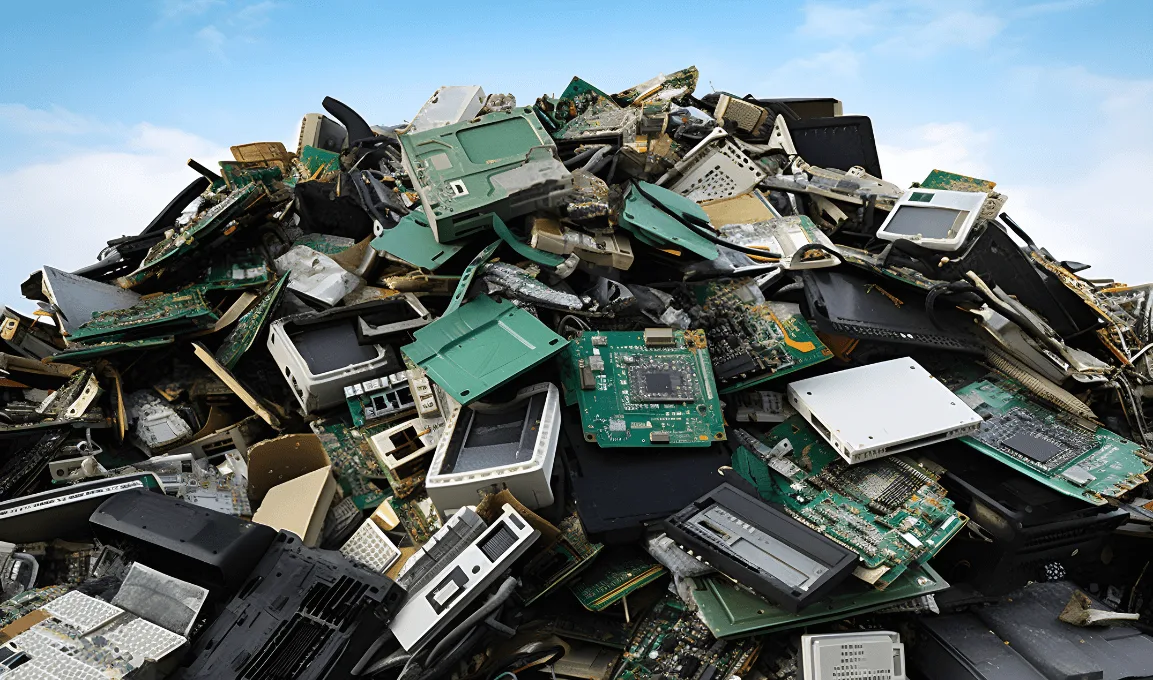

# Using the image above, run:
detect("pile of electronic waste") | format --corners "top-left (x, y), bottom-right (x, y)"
top-left (0, 67), bottom-right (1151, 680)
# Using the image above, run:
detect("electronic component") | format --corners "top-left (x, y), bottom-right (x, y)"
top-left (718, 215), bottom-right (842, 269)
top-left (562, 413), bottom-right (727, 543)
top-left (876, 187), bottom-right (987, 251)
top-left (801, 631), bottom-right (906, 680)
top-left (684, 278), bottom-right (832, 393)
top-left (215, 275), bottom-right (289, 369)
top-left (788, 358), bottom-right (983, 463)
top-left (340, 512), bottom-right (402, 574)
top-left (694, 562), bottom-right (948, 639)
top-left (519, 514), bottom-right (604, 605)
top-left (297, 112), bottom-right (346, 154)
top-left (713, 94), bottom-right (769, 133)
top-left (267, 310), bottom-right (406, 414)
top-left (802, 268), bottom-right (983, 353)
top-left (179, 531), bottom-right (403, 679)
top-left (389, 503), bottom-right (539, 650)
top-left (387, 491), bottom-right (444, 545)
top-left (312, 419), bottom-right (389, 510)
top-left (528, 217), bottom-right (635, 269)
top-left (731, 420), bottom-right (967, 590)
top-left (924, 441), bottom-right (1129, 596)
top-left (395, 506), bottom-right (487, 594)
top-left (953, 375), bottom-right (1152, 505)
top-left (613, 593), bottom-right (761, 680)
top-left (344, 372), bottom-right (414, 426)
top-left (559, 330), bottom-right (724, 448)
top-left (403, 295), bottom-right (569, 406)
top-left (733, 390), bottom-right (795, 423)
top-left (410, 85), bottom-right (487, 132)
top-left (67, 288), bottom-right (218, 345)
top-left (664, 483), bottom-right (857, 612)
top-left (426, 383), bottom-right (560, 513)
top-left (0, 473), bottom-right (163, 544)
top-left (569, 548), bottom-right (665, 612)
top-left (368, 416), bottom-right (439, 485)
top-left (399, 107), bottom-right (572, 243)
top-left (90, 489), bottom-right (279, 596)
top-left (660, 127), bottom-right (766, 202)
top-left (907, 581), bottom-right (1153, 680)
top-left (3, 588), bottom-right (189, 678)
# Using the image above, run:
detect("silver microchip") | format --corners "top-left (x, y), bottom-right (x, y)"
top-left (609, 418), bottom-right (627, 432)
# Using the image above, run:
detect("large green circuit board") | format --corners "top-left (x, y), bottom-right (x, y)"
top-left (559, 329), bottom-right (725, 447)
top-left (954, 377), bottom-right (1152, 505)
top-left (693, 561), bottom-right (948, 639)
top-left (684, 279), bottom-right (831, 393)
top-left (731, 418), bottom-right (966, 590)
top-left (614, 594), bottom-right (760, 680)
top-left (68, 289), bottom-right (217, 344)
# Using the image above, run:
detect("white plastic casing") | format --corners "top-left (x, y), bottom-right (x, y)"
top-left (267, 319), bottom-right (397, 414)
top-left (875, 188), bottom-right (986, 252)
top-left (787, 357), bottom-right (983, 464)
top-left (425, 383), bottom-right (560, 516)
top-left (389, 503), bottom-right (539, 651)
top-left (801, 631), bottom-right (906, 680)
top-left (410, 86), bottom-right (486, 133)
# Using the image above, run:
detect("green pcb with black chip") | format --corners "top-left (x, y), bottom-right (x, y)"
top-left (559, 329), bottom-right (725, 447)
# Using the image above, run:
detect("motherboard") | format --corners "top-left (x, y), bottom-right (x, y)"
top-left (731, 417), bottom-right (966, 589)
top-left (682, 279), bottom-right (832, 393)
top-left (954, 376), bottom-right (1152, 504)
top-left (559, 329), bottom-right (725, 447)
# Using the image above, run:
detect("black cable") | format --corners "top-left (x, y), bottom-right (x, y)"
top-left (628, 180), bottom-right (783, 259)
top-left (998, 212), bottom-right (1037, 249)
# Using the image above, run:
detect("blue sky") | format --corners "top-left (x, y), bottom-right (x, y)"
top-left (1, 0), bottom-right (1151, 308)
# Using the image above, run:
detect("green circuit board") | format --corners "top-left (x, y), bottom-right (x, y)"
top-left (215, 275), bottom-right (288, 369)
top-left (570, 550), bottom-right (666, 612)
top-left (68, 289), bottom-right (217, 343)
top-left (685, 279), bottom-right (832, 393)
top-left (313, 420), bottom-right (388, 510)
top-left (558, 329), bottom-right (725, 447)
top-left (731, 418), bottom-right (967, 590)
top-left (954, 377), bottom-right (1152, 505)
top-left (387, 491), bottom-right (442, 545)
top-left (520, 515), bottom-right (605, 605)
top-left (693, 561), bottom-right (949, 639)
top-left (614, 594), bottom-right (760, 680)
top-left (194, 247), bottom-right (271, 291)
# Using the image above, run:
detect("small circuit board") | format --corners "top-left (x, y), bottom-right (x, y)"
top-left (954, 377), bottom-right (1152, 505)
top-left (345, 373), bottom-right (415, 427)
top-left (731, 418), bottom-right (967, 590)
top-left (559, 329), bottom-right (725, 447)
top-left (194, 247), bottom-right (271, 292)
top-left (386, 491), bottom-right (442, 545)
top-left (570, 549), bottom-right (666, 612)
top-left (520, 514), bottom-right (605, 605)
top-left (614, 593), bottom-right (761, 680)
top-left (312, 420), bottom-right (388, 511)
top-left (683, 279), bottom-right (832, 393)
top-left (215, 276), bottom-right (289, 369)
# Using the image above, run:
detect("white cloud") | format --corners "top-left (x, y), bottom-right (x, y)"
top-left (158, 0), bottom-right (223, 21)
top-left (0, 104), bottom-right (109, 136)
top-left (763, 48), bottom-right (863, 93)
top-left (195, 25), bottom-right (226, 60)
top-left (877, 122), bottom-right (993, 188)
top-left (0, 120), bottom-right (229, 311)
top-left (796, 1), bottom-right (1007, 56)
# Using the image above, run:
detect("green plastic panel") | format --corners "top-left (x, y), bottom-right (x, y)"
top-left (618, 182), bottom-right (719, 260)
top-left (370, 208), bottom-right (469, 270)
top-left (402, 295), bottom-right (569, 406)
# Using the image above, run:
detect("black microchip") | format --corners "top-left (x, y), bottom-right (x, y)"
top-left (1002, 432), bottom-right (1063, 463)
top-left (628, 358), bottom-right (695, 403)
